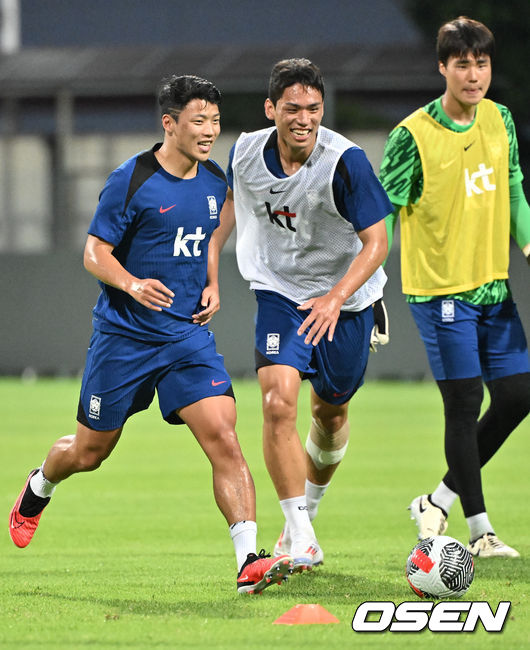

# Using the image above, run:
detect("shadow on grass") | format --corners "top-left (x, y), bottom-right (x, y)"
top-left (12, 557), bottom-right (527, 620)
top-left (12, 571), bottom-right (409, 619)
top-left (12, 588), bottom-right (287, 619)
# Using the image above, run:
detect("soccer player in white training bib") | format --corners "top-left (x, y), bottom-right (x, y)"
top-left (9, 74), bottom-right (294, 594)
top-left (379, 17), bottom-right (530, 558)
top-left (213, 58), bottom-right (392, 572)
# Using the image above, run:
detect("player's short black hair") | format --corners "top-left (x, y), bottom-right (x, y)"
top-left (437, 16), bottom-right (495, 66)
top-left (158, 75), bottom-right (221, 120)
top-left (268, 58), bottom-right (325, 105)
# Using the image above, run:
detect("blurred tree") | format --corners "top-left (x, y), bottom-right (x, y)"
top-left (405, 0), bottom-right (530, 181)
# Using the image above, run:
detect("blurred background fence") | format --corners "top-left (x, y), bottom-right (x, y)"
top-left (1, 0), bottom-right (528, 379)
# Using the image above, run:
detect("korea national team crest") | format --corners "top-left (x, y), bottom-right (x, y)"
top-left (207, 195), bottom-right (218, 219)
top-left (267, 333), bottom-right (280, 354)
top-left (89, 394), bottom-right (101, 419)
top-left (441, 300), bottom-right (455, 323)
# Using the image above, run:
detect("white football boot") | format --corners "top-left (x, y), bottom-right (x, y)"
top-left (275, 523), bottom-right (324, 571)
top-left (409, 494), bottom-right (448, 540)
top-left (290, 535), bottom-right (324, 572)
top-left (273, 523), bottom-right (291, 557)
top-left (467, 533), bottom-right (520, 558)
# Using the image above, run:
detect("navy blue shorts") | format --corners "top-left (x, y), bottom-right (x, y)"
top-left (77, 328), bottom-right (233, 431)
top-left (409, 298), bottom-right (529, 381)
top-left (254, 290), bottom-right (373, 404)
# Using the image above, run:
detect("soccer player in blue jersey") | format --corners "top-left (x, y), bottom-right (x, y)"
top-left (379, 17), bottom-right (530, 557)
top-left (9, 74), bottom-right (294, 594)
top-left (213, 59), bottom-right (392, 571)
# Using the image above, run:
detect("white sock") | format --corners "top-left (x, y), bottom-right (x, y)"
top-left (467, 513), bottom-right (494, 542)
top-left (280, 495), bottom-right (315, 545)
top-left (30, 464), bottom-right (58, 498)
top-left (430, 481), bottom-right (457, 515)
top-left (229, 520), bottom-right (257, 571)
top-left (305, 479), bottom-right (330, 521)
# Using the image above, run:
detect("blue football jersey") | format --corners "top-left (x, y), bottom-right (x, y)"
top-left (87, 143), bottom-right (227, 341)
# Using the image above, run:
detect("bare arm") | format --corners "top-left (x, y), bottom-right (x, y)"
top-left (509, 181), bottom-right (530, 262)
top-left (192, 189), bottom-right (237, 324)
top-left (297, 218), bottom-right (388, 346)
top-left (212, 187), bottom-right (236, 252)
top-left (83, 234), bottom-right (174, 311)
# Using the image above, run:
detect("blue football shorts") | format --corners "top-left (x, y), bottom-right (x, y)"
top-left (409, 298), bottom-right (529, 382)
top-left (254, 290), bottom-right (373, 405)
top-left (77, 327), bottom-right (233, 431)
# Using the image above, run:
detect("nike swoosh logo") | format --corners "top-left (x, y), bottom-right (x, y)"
top-left (269, 188), bottom-right (286, 194)
top-left (10, 513), bottom-right (25, 529)
top-left (238, 573), bottom-right (251, 581)
top-left (211, 380), bottom-right (227, 387)
top-left (440, 158), bottom-right (456, 170)
top-left (418, 502), bottom-right (427, 513)
top-left (159, 204), bottom-right (176, 213)
top-left (333, 390), bottom-right (349, 397)
top-left (464, 142), bottom-right (475, 151)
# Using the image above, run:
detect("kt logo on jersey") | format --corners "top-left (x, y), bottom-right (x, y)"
top-left (265, 201), bottom-right (297, 232)
top-left (464, 163), bottom-right (495, 197)
top-left (173, 227), bottom-right (206, 257)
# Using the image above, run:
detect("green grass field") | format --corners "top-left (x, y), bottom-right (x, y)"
top-left (1, 378), bottom-right (529, 649)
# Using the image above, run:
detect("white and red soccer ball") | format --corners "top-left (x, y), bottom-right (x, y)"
top-left (406, 535), bottom-right (474, 599)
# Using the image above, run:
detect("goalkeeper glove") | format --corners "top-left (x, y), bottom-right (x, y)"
top-left (370, 298), bottom-right (389, 352)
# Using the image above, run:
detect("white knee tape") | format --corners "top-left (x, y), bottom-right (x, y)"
top-left (305, 418), bottom-right (349, 470)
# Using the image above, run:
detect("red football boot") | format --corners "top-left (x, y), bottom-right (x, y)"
top-left (9, 469), bottom-right (49, 548)
top-left (237, 549), bottom-right (293, 594)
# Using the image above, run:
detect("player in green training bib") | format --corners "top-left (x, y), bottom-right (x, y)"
top-left (379, 16), bottom-right (530, 558)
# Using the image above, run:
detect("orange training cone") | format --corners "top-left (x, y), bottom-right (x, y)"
top-left (273, 604), bottom-right (340, 625)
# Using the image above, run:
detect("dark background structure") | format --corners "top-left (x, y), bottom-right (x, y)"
top-left (0, 0), bottom-right (528, 378)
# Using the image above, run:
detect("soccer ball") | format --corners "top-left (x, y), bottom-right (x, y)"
top-left (406, 536), bottom-right (474, 599)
